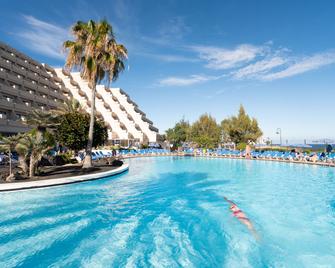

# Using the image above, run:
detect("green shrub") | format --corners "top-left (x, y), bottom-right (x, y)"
top-left (52, 152), bottom-right (74, 166)
top-left (236, 142), bottom-right (247, 150)
top-left (56, 112), bottom-right (108, 151)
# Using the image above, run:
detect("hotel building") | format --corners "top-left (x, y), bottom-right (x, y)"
top-left (0, 41), bottom-right (159, 144)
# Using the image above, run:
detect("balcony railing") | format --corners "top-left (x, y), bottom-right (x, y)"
top-left (19, 90), bottom-right (36, 101)
top-left (149, 125), bottom-right (159, 132)
top-left (6, 72), bottom-right (23, 85)
top-left (23, 81), bottom-right (37, 91)
top-left (11, 64), bottom-right (26, 76)
top-left (14, 102), bottom-right (30, 113)
top-left (0, 99), bottom-right (15, 109)
top-left (1, 84), bottom-right (20, 96)
top-left (0, 59), bottom-right (12, 70)
top-left (104, 102), bottom-right (111, 110)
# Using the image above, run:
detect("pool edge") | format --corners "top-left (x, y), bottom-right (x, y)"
top-left (0, 163), bottom-right (129, 192)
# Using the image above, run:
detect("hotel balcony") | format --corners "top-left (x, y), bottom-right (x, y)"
top-left (23, 81), bottom-right (37, 91)
top-left (11, 64), bottom-right (26, 76)
top-left (0, 99), bottom-right (15, 109)
top-left (0, 59), bottom-right (12, 70)
top-left (14, 103), bottom-right (31, 113)
top-left (0, 84), bottom-right (19, 96)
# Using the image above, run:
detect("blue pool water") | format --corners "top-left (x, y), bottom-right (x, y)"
top-left (0, 157), bottom-right (335, 267)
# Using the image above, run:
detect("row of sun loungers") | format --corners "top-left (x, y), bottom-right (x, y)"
top-left (90, 148), bottom-right (335, 166)
top-left (186, 149), bottom-right (335, 165)
top-left (90, 149), bottom-right (172, 160)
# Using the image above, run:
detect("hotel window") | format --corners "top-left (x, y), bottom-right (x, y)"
top-left (0, 111), bottom-right (7, 119)
top-left (5, 96), bottom-right (13, 102)
top-left (16, 114), bottom-right (26, 121)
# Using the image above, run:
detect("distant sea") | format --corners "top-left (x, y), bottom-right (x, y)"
top-left (308, 143), bottom-right (335, 150)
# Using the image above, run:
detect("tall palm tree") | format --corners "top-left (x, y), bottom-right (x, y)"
top-left (0, 134), bottom-right (24, 181)
top-left (63, 19), bottom-right (127, 168)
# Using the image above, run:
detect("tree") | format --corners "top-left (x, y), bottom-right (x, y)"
top-left (51, 98), bottom-right (86, 115)
top-left (166, 119), bottom-right (190, 147)
top-left (63, 19), bottom-right (127, 168)
top-left (56, 112), bottom-right (108, 152)
top-left (0, 134), bottom-right (24, 181)
top-left (190, 114), bottom-right (221, 148)
top-left (17, 130), bottom-right (55, 178)
top-left (25, 109), bottom-right (59, 132)
top-left (221, 105), bottom-right (263, 145)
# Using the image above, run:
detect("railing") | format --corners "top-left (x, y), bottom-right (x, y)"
top-left (0, 84), bottom-right (19, 96)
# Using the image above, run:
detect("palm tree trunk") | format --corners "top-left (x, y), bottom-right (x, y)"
top-left (19, 155), bottom-right (28, 176)
top-left (83, 83), bottom-right (96, 168)
top-left (9, 148), bottom-right (12, 176)
top-left (29, 154), bottom-right (35, 178)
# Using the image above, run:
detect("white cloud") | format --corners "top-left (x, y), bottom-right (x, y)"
top-left (232, 56), bottom-right (287, 79)
top-left (190, 42), bottom-right (335, 81)
top-left (261, 52), bottom-right (335, 81)
top-left (16, 15), bottom-right (70, 59)
top-left (192, 44), bottom-right (264, 70)
top-left (158, 74), bottom-right (221, 87)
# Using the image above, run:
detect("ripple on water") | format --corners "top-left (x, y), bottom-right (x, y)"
top-left (0, 157), bottom-right (334, 267)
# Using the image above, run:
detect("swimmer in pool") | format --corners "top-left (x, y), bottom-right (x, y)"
top-left (224, 197), bottom-right (260, 240)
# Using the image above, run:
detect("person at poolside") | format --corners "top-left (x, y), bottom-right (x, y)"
top-left (311, 153), bottom-right (318, 163)
top-left (224, 197), bottom-right (260, 240)
top-left (245, 145), bottom-right (251, 159)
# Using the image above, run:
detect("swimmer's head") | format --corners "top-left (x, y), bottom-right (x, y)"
top-left (230, 204), bottom-right (238, 211)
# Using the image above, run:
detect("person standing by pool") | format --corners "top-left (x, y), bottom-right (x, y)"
top-left (224, 197), bottom-right (260, 240)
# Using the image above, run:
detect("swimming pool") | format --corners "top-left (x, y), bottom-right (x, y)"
top-left (0, 157), bottom-right (334, 267)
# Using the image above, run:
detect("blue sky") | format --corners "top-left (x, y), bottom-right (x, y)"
top-left (1, 0), bottom-right (335, 143)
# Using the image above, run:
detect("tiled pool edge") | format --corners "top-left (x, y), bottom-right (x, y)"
top-left (123, 153), bottom-right (335, 168)
top-left (0, 163), bottom-right (129, 192)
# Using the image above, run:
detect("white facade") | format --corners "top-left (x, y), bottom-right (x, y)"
top-left (54, 68), bottom-right (158, 143)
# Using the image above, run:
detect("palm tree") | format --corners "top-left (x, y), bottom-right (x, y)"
top-left (0, 134), bottom-right (24, 181)
top-left (25, 109), bottom-right (59, 132)
top-left (51, 98), bottom-right (86, 115)
top-left (17, 130), bottom-right (55, 178)
top-left (63, 19), bottom-right (127, 168)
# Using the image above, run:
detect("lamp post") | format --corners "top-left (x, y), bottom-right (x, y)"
top-left (276, 128), bottom-right (282, 146)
